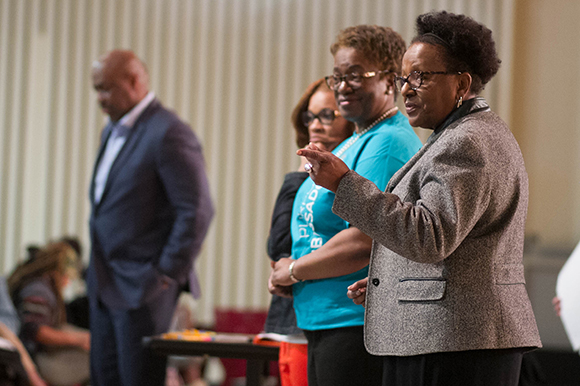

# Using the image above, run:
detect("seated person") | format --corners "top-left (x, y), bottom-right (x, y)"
top-left (0, 273), bottom-right (46, 386)
top-left (0, 272), bottom-right (20, 336)
top-left (59, 237), bottom-right (90, 330)
top-left (8, 242), bottom-right (90, 386)
top-left (0, 321), bottom-right (46, 386)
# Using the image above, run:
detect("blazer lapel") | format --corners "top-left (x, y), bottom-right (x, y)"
top-left (386, 129), bottom-right (446, 193)
top-left (98, 100), bottom-right (160, 205)
top-left (387, 99), bottom-right (489, 193)
top-left (90, 123), bottom-right (113, 207)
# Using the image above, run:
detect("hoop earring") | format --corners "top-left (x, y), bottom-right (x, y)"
top-left (456, 96), bottom-right (463, 108)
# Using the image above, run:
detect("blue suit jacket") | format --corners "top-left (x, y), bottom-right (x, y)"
top-left (87, 99), bottom-right (214, 309)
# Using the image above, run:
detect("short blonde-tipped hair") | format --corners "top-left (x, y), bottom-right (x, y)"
top-left (330, 25), bottom-right (406, 76)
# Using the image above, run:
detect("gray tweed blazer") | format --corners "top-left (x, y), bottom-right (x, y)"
top-left (333, 97), bottom-right (542, 356)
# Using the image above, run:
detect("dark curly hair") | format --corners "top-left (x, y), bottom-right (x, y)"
top-left (411, 11), bottom-right (501, 94)
top-left (330, 25), bottom-right (407, 76)
top-left (291, 79), bottom-right (355, 148)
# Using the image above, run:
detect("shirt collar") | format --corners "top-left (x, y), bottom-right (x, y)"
top-left (432, 96), bottom-right (490, 135)
top-left (109, 91), bottom-right (156, 130)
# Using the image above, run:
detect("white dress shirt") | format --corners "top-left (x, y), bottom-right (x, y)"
top-left (93, 92), bottom-right (155, 204)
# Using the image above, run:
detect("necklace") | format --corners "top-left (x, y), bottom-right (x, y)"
top-left (335, 106), bottom-right (399, 158)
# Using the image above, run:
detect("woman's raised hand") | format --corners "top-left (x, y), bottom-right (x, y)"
top-left (297, 143), bottom-right (350, 193)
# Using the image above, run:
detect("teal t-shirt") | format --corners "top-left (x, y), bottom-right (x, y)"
top-left (291, 112), bottom-right (422, 331)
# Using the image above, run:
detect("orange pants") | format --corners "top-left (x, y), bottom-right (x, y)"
top-left (278, 341), bottom-right (308, 386)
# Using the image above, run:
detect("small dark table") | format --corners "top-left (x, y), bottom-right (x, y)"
top-left (143, 334), bottom-right (279, 386)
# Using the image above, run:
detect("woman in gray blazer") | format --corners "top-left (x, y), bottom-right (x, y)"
top-left (298, 11), bottom-right (542, 386)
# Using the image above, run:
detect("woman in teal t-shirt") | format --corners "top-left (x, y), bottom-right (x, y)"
top-left (270, 25), bottom-right (422, 386)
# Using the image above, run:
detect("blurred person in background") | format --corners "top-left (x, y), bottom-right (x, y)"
top-left (9, 242), bottom-right (90, 386)
top-left (0, 268), bottom-right (46, 386)
top-left (88, 49), bottom-right (214, 386)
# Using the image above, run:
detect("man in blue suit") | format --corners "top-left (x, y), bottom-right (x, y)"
top-left (87, 50), bottom-right (214, 386)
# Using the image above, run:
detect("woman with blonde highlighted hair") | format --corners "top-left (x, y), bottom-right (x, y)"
top-left (9, 242), bottom-right (90, 386)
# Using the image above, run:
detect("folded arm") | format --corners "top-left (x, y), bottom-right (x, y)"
top-left (271, 226), bottom-right (372, 286)
top-left (35, 325), bottom-right (90, 351)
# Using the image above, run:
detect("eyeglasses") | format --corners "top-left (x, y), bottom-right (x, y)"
top-left (395, 71), bottom-right (462, 92)
top-left (325, 70), bottom-right (390, 91)
top-left (301, 108), bottom-right (341, 126)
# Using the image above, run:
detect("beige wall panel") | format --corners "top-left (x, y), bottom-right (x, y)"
top-left (512, 0), bottom-right (580, 250)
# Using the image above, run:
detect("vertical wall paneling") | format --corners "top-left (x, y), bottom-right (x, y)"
top-left (496, 0), bottom-right (515, 125)
top-left (249, 1), bottom-right (278, 308)
top-left (0, 0), bottom-right (514, 325)
top-left (389, 0), bottom-right (402, 33)
top-left (121, 0), bottom-right (132, 49)
top-left (0, 0), bottom-right (9, 272)
top-left (83, 0), bottom-right (102, 254)
top-left (150, 0), bottom-right (165, 99)
top-left (262, 1), bottom-right (291, 306)
top-left (23, 0), bottom-right (50, 248)
top-left (165, 2), bottom-right (180, 110)
top-left (452, 0), bottom-right (466, 14)
top-left (252, 1), bottom-right (280, 309)
top-left (103, 1), bottom-right (114, 61)
top-left (233, 0), bottom-right (253, 308)
top-left (291, 1), bottom-right (308, 100)
top-left (308, 1), bottom-right (323, 80)
top-left (401, 0), bottom-right (416, 42)
top-left (225, 0), bottom-right (245, 308)
top-left (374, 1), bottom-right (386, 28)
top-left (5, 0), bottom-right (26, 268)
top-left (178, 0), bottom-right (194, 119)
top-left (41, 0), bottom-right (55, 245)
top-left (194, 0), bottom-right (217, 322)
top-left (21, 0), bottom-right (44, 252)
top-left (68, 1), bottom-right (86, 236)
top-left (209, 0), bottom-right (231, 308)
top-left (135, 0), bottom-right (147, 59)
top-left (49, 0), bottom-right (71, 240)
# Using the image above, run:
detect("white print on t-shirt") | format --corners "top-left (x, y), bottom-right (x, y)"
top-left (298, 185), bottom-right (323, 250)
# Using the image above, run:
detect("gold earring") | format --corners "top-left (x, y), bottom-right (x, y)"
top-left (456, 96), bottom-right (463, 108)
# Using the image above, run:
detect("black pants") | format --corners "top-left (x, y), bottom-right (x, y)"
top-left (383, 348), bottom-right (526, 386)
top-left (89, 292), bottom-right (177, 386)
top-left (304, 326), bottom-right (383, 386)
